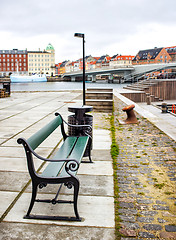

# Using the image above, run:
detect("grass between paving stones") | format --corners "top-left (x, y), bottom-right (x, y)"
top-left (109, 103), bottom-right (123, 240)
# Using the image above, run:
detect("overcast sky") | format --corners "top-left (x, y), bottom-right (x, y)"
top-left (0, 0), bottom-right (175, 62)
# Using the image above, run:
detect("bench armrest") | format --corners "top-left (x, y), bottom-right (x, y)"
top-left (17, 138), bottom-right (79, 175)
top-left (55, 112), bottom-right (92, 136)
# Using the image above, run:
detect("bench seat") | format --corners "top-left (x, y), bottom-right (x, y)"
top-left (41, 136), bottom-right (89, 178)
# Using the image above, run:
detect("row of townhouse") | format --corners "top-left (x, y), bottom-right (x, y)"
top-left (2, 44), bottom-right (175, 77)
top-left (56, 54), bottom-right (134, 75)
top-left (56, 46), bottom-right (176, 76)
top-left (0, 43), bottom-right (55, 77)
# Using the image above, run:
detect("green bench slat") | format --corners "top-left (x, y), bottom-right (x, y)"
top-left (41, 137), bottom-right (77, 178)
top-left (27, 115), bottom-right (62, 150)
top-left (59, 136), bottom-right (89, 178)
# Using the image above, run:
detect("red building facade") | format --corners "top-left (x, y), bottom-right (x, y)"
top-left (0, 49), bottom-right (28, 76)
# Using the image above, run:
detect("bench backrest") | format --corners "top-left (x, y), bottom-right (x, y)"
top-left (27, 114), bottom-right (63, 150)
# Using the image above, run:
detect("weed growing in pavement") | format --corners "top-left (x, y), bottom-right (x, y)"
top-left (138, 192), bottom-right (145, 196)
top-left (154, 183), bottom-right (165, 189)
top-left (164, 191), bottom-right (173, 195)
top-left (109, 103), bottom-right (123, 239)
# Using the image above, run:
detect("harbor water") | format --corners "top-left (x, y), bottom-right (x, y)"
top-left (11, 81), bottom-right (127, 92)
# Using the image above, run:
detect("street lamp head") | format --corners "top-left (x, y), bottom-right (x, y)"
top-left (74, 33), bottom-right (84, 38)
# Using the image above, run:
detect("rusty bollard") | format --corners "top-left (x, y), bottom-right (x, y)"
top-left (119, 104), bottom-right (138, 124)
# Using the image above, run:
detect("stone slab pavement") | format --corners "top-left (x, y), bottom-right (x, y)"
top-left (0, 91), bottom-right (115, 240)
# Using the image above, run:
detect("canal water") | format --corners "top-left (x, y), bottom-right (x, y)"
top-left (11, 81), bottom-right (127, 91)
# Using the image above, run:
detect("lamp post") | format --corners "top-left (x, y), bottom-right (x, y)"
top-left (74, 33), bottom-right (85, 106)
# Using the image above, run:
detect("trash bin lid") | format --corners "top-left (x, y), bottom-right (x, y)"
top-left (68, 105), bottom-right (93, 114)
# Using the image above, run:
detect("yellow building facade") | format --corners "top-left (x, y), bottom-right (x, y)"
top-left (28, 43), bottom-right (55, 76)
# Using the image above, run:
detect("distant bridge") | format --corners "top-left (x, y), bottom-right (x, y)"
top-left (63, 62), bottom-right (176, 82)
top-left (129, 62), bottom-right (176, 80)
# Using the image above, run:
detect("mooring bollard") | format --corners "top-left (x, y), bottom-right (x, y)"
top-left (146, 95), bottom-right (151, 105)
top-left (161, 103), bottom-right (168, 113)
top-left (119, 104), bottom-right (138, 124)
top-left (146, 93), bottom-right (151, 105)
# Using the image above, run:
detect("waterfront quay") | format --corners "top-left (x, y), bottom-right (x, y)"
top-left (0, 89), bottom-right (176, 239)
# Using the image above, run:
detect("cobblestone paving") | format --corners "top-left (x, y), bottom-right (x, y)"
top-left (114, 96), bottom-right (176, 239)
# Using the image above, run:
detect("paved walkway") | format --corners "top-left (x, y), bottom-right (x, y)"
top-left (0, 90), bottom-right (176, 239)
top-left (0, 91), bottom-right (114, 240)
top-left (114, 91), bottom-right (176, 239)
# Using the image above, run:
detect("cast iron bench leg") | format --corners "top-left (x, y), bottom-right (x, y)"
top-left (24, 182), bottom-right (38, 218)
top-left (73, 179), bottom-right (81, 220)
top-left (88, 138), bottom-right (93, 163)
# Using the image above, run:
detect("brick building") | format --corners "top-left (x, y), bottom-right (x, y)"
top-left (165, 46), bottom-right (176, 62)
top-left (132, 47), bottom-right (171, 65)
top-left (0, 49), bottom-right (28, 77)
top-left (0, 43), bottom-right (55, 77)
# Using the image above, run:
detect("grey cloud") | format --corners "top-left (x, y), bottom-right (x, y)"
top-left (0, 0), bottom-right (175, 61)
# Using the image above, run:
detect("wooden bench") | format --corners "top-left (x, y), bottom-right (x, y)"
top-left (17, 112), bottom-right (92, 221)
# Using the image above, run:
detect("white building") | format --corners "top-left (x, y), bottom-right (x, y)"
top-left (28, 43), bottom-right (55, 76)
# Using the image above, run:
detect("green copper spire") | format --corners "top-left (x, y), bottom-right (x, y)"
top-left (46, 43), bottom-right (54, 51)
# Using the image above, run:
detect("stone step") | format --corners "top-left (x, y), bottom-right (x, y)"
top-left (86, 92), bottom-right (113, 99)
top-left (86, 99), bottom-right (113, 112)
top-left (86, 99), bottom-right (113, 105)
top-left (86, 88), bottom-right (113, 112)
top-left (86, 88), bottom-right (113, 92)
top-left (123, 86), bottom-right (145, 91)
